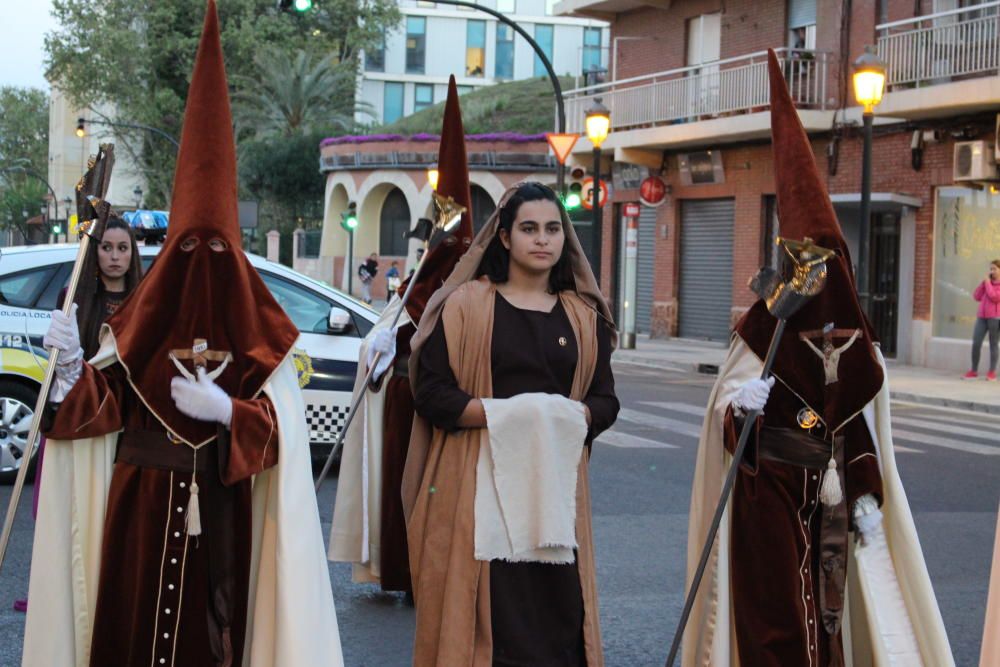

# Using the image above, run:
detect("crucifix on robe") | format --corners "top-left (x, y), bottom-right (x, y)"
top-left (799, 324), bottom-right (862, 385)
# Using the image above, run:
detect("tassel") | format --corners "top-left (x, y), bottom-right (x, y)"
top-left (187, 479), bottom-right (202, 536)
top-left (820, 457), bottom-right (843, 507)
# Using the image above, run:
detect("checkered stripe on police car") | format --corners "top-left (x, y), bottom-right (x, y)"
top-left (305, 404), bottom-right (349, 442)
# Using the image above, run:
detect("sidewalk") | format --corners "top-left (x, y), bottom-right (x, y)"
top-left (613, 335), bottom-right (1000, 415)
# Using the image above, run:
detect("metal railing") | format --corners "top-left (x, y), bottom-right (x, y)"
top-left (561, 48), bottom-right (828, 135)
top-left (877, 1), bottom-right (1000, 88)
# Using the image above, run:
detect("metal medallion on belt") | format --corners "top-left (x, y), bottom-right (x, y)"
top-left (797, 407), bottom-right (820, 429)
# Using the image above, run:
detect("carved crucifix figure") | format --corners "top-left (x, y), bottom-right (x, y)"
top-left (169, 338), bottom-right (233, 381)
top-left (799, 323), bottom-right (863, 385)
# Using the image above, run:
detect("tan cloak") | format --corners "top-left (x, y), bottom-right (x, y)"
top-left (402, 278), bottom-right (604, 667)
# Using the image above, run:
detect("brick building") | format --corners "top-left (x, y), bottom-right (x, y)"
top-left (554, 0), bottom-right (1000, 372)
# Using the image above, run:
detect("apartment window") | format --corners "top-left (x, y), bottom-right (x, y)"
top-left (365, 31), bottom-right (385, 72)
top-left (495, 24), bottom-right (514, 79)
top-left (383, 82), bottom-right (404, 124)
top-left (686, 13), bottom-right (721, 67)
top-left (414, 83), bottom-right (434, 112)
top-left (582, 27), bottom-right (603, 74)
top-left (497, 0), bottom-right (515, 11)
top-left (787, 0), bottom-right (816, 49)
top-left (534, 24), bottom-right (554, 77)
top-left (406, 16), bottom-right (427, 74)
top-left (457, 85), bottom-right (474, 95)
top-left (466, 20), bottom-right (486, 77)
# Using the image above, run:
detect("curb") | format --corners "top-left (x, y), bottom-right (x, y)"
top-left (613, 357), bottom-right (1000, 415)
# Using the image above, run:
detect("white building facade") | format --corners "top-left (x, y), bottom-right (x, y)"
top-left (358, 0), bottom-right (610, 124)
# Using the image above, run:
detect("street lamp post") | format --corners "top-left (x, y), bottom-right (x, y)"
top-left (585, 98), bottom-right (611, 286)
top-left (852, 46), bottom-right (886, 316)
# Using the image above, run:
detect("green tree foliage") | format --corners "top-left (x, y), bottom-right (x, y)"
top-left (46, 0), bottom-right (399, 210)
top-left (234, 48), bottom-right (374, 138)
top-left (0, 86), bottom-right (50, 239)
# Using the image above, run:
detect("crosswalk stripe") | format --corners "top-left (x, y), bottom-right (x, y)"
top-left (893, 444), bottom-right (925, 454)
top-left (617, 408), bottom-right (704, 439)
top-left (597, 430), bottom-right (680, 449)
top-left (891, 429), bottom-right (1000, 456)
top-left (639, 401), bottom-right (707, 418)
top-left (892, 416), bottom-right (1000, 444)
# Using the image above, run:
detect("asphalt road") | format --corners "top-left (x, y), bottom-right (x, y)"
top-left (0, 363), bottom-right (996, 666)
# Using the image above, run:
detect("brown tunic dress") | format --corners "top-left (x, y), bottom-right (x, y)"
top-left (44, 361), bottom-right (278, 667)
top-left (725, 380), bottom-right (883, 667)
top-left (414, 293), bottom-right (618, 667)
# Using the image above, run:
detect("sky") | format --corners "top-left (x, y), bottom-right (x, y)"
top-left (1, 0), bottom-right (58, 90)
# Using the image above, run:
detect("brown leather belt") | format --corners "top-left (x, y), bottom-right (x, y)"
top-left (116, 429), bottom-right (214, 473)
top-left (757, 426), bottom-right (842, 468)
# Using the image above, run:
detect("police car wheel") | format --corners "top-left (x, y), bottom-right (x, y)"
top-left (0, 381), bottom-right (38, 485)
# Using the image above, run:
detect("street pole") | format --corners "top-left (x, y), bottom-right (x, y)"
top-left (857, 111), bottom-right (873, 315)
top-left (592, 145), bottom-right (603, 285)
top-left (346, 228), bottom-right (355, 296)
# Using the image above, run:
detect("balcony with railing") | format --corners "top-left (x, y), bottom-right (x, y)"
top-left (561, 48), bottom-right (831, 154)
top-left (875, 2), bottom-right (1000, 117)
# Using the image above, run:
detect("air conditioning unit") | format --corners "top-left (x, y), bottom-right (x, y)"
top-left (954, 140), bottom-right (998, 182)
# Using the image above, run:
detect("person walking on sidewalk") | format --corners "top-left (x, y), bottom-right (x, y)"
top-left (963, 259), bottom-right (1000, 381)
top-left (359, 252), bottom-right (379, 305)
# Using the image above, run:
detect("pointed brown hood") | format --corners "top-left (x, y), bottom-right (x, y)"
top-left (399, 76), bottom-right (475, 323)
top-left (734, 50), bottom-right (882, 432)
top-left (104, 0), bottom-right (298, 446)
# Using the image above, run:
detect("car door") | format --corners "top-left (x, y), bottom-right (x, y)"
top-left (256, 271), bottom-right (365, 454)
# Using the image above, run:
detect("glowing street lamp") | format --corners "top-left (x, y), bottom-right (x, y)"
top-left (584, 98), bottom-right (611, 283)
top-left (427, 166), bottom-right (440, 192)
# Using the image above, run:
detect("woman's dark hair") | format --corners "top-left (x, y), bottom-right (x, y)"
top-left (73, 216), bottom-right (143, 357)
top-left (476, 182), bottom-right (576, 293)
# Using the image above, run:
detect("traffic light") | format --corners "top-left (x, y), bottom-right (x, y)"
top-left (52, 223), bottom-right (62, 235)
top-left (340, 202), bottom-right (358, 232)
top-left (277, 0), bottom-right (313, 11)
top-left (564, 166), bottom-right (586, 210)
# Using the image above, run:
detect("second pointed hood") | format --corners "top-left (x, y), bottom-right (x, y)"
top-left (399, 76), bottom-right (475, 324)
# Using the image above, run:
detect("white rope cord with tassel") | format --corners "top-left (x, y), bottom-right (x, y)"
top-left (186, 447), bottom-right (202, 536)
top-left (819, 441), bottom-right (843, 507)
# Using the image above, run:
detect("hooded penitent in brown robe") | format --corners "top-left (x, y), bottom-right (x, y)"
top-left (681, 50), bottom-right (953, 667)
top-left (24, 3), bottom-right (342, 665)
top-left (402, 183), bottom-right (619, 666)
top-left (328, 76), bottom-right (475, 593)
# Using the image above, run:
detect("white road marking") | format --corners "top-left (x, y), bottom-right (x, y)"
top-left (596, 430), bottom-right (680, 449)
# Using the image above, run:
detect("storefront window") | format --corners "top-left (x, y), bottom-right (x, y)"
top-left (932, 186), bottom-right (1000, 338)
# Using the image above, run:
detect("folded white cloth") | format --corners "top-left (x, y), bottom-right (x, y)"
top-left (475, 392), bottom-right (588, 564)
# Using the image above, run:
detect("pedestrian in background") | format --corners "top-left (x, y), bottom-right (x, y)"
top-left (963, 259), bottom-right (1000, 381)
top-left (385, 260), bottom-right (401, 301)
top-left (359, 252), bottom-right (379, 304)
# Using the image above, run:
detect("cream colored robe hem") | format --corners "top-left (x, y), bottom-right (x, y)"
top-left (23, 338), bottom-right (343, 667)
top-left (328, 295), bottom-right (412, 584)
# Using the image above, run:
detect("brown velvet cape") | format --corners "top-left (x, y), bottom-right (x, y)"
top-left (402, 278), bottom-right (603, 666)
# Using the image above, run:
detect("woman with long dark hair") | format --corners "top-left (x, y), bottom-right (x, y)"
top-left (17, 216), bottom-right (144, 613)
top-left (404, 182), bottom-right (619, 666)
top-left (68, 215), bottom-right (143, 357)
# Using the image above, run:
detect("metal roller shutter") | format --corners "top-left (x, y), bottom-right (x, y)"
top-left (788, 0), bottom-right (817, 29)
top-left (636, 205), bottom-right (657, 333)
top-left (679, 199), bottom-right (734, 341)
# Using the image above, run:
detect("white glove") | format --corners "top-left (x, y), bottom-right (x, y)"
top-left (170, 368), bottom-right (233, 427)
top-left (44, 305), bottom-right (84, 402)
top-left (853, 493), bottom-right (883, 545)
top-left (734, 376), bottom-right (775, 413)
top-left (367, 328), bottom-right (396, 383)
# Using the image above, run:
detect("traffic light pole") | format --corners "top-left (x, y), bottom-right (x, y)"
top-left (346, 227), bottom-right (354, 296)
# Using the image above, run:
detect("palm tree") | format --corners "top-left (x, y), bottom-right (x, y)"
top-left (232, 48), bottom-right (372, 138)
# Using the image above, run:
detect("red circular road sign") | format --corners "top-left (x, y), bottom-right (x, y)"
top-left (639, 176), bottom-right (667, 207)
top-left (581, 177), bottom-right (608, 209)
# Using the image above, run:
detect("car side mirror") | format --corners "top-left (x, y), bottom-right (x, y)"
top-left (328, 306), bottom-right (352, 334)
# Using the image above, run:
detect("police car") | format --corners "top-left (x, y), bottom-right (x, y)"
top-left (0, 244), bottom-right (376, 482)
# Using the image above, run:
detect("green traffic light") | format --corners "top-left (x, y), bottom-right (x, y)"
top-left (52, 225), bottom-right (62, 235)
top-left (294, 0), bottom-right (313, 10)
top-left (564, 193), bottom-right (582, 210)
top-left (341, 214), bottom-right (358, 231)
